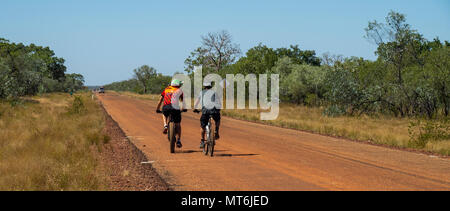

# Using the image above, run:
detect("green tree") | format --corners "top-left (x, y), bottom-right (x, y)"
top-left (232, 44), bottom-right (278, 75)
top-left (26, 44), bottom-right (67, 81)
top-left (0, 38), bottom-right (81, 98)
top-left (275, 45), bottom-right (321, 66)
top-left (148, 73), bottom-right (171, 94)
top-left (105, 67), bottom-right (171, 95)
top-left (424, 46), bottom-right (450, 116)
top-left (364, 11), bottom-right (440, 117)
top-left (64, 73), bottom-right (85, 92)
top-left (185, 30), bottom-right (241, 73)
top-left (133, 65), bottom-right (157, 94)
top-left (272, 57), bottom-right (327, 105)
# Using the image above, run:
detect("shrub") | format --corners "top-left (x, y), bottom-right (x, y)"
top-left (68, 96), bottom-right (86, 115)
top-left (305, 93), bottom-right (320, 107)
top-left (275, 59), bottom-right (327, 104)
top-left (408, 118), bottom-right (450, 148)
top-left (323, 104), bottom-right (346, 117)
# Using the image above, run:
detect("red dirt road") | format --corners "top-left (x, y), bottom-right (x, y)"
top-left (97, 93), bottom-right (450, 190)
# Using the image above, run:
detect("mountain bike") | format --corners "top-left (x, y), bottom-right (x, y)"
top-left (204, 116), bottom-right (216, 156)
top-left (157, 109), bottom-right (186, 153)
top-left (194, 110), bottom-right (216, 157)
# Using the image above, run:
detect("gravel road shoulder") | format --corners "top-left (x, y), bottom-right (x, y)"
top-left (98, 104), bottom-right (170, 191)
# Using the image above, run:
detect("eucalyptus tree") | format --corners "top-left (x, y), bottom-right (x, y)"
top-left (185, 30), bottom-right (241, 73)
top-left (133, 65), bottom-right (157, 94)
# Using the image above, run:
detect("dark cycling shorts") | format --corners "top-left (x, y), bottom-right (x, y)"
top-left (162, 105), bottom-right (182, 123)
top-left (200, 112), bottom-right (221, 129)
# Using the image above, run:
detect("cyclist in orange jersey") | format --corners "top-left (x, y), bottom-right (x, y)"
top-left (156, 79), bottom-right (187, 148)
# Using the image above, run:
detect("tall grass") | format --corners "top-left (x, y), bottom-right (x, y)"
top-left (0, 92), bottom-right (108, 190)
top-left (408, 118), bottom-right (450, 155)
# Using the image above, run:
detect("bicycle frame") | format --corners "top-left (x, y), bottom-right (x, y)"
top-left (203, 116), bottom-right (215, 157)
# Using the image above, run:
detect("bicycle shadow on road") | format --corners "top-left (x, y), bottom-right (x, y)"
top-left (179, 149), bottom-right (229, 154)
top-left (178, 150), bottom-right (259, 157)
top-left (214, 153), bottom-right (259, 157)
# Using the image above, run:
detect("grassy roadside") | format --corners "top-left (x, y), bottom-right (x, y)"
top-left (113, 91), bottom-right (449, 156)
top-left (222, 105), bottom-right (449, 156)
top-left (0, 92), bottom-right (109, 190)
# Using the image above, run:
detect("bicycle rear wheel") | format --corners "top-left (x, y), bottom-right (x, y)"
top-left (208, 118), bottom-right (215, 157)
top-left (203, 127), bottom-right (209, 155)
top-left (169, 121), bottom-right (176, 153)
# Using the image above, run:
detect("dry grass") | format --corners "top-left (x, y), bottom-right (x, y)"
top-left (0, 92), bottom-right (109, 190)
top-left (113, 91), bottom-right (450, 156)
top-left (222, 104), bottom-right (450, 156)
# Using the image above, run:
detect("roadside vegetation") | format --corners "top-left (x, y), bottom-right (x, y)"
top-left (0, 38), bottom-right (106, 190)
top-left (0, 92), bottom-right (109, 190)
top-left (0, 39), bottom-right (85, 101)
top-left (104, 11), bottom-right (449, 156)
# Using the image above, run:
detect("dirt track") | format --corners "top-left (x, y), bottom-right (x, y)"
top-left (97, 92), bottom-right (450, 191)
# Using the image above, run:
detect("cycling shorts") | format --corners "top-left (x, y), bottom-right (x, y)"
top-left (162, 105), bottom-right (182, 123)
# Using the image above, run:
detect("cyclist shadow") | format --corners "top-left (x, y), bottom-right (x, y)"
top-left (179, 149), bottom-right (228, 154)
top-left (214, 153), bottom-right (259, 157)
top-left (178, 150), bottom-right (259, 157)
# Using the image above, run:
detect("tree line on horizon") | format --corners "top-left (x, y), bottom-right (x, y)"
top-left (106, 11), bottom-right (449, 119)
top-left (103, 65), bottom-right (173, 95)
top-left (0, 39), bottom-right (85, 100)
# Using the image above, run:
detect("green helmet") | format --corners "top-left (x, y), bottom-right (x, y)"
top-left (171, 79), bottom-right (182, 87)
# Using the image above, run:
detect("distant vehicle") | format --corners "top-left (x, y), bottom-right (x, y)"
top-left (99, 87), bottom-right (105, 93)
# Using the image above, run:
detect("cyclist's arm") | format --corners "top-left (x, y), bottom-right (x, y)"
top-left (194, 91), bottom-right (203, 110)
top-left (179, 94), bottom-right (187, 110)
top-left (156, 96), bottom-right (164, 110)
top-left (181, 99), bottom-right (187, 110)
top-left (194, 97), bottom-right (200, 110)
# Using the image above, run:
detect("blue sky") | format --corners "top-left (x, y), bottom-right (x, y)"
top-left (1, 0), bottom-right (449, 85)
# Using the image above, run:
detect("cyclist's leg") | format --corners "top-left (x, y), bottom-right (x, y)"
top-left (161, 105), bottom-right (170, 134)
top-left (172, 109), bottom-right (182, 147)
top-left (199, 113), bottom-right (209, 148)
top-left (162, 114), bottom-right (167, 126)
top-left (175, 123), bottom-right (181, 139)
top-left (213, 112), bottom-right (221, 139)
top-left (200, 113), bottom-right (208, 139)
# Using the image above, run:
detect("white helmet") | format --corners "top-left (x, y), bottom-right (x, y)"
top-left (203, 81), bottom-right (212, 87)
top-left (171, 79), bottom-right (182, 87)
